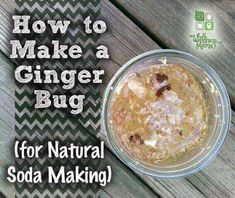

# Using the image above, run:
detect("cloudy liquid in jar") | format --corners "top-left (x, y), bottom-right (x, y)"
top-left (111, 64), bottom-right (208, 164)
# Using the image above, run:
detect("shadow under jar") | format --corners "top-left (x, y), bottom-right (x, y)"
top-left (102, 50), bottom-right (231, 178)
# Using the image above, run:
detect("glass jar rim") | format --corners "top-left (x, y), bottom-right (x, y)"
top-left (102, 49), bottom-right (231, 178)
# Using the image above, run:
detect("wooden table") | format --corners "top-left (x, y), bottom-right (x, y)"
top-left (0, 0), bottom-right (235, 197)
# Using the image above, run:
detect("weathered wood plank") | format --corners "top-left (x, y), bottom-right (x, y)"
top-left (0, 54), bottom-right (15, 198)
top-left (0, 54), bottom-right (158, 198)
top-left (0, 1), bottom-right (13, 55)
top-left (0, 2), bottom-right (159, 198)
top-left (100, 1), bottom-right (235, 197)
top-left (0, 0), bottom-right (235, 197)
top-left (111, 0), bottom-right (235, 108)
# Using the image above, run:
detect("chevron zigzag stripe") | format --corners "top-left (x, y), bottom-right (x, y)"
top-left (14, 0), bottom-right (102, 196)
top-left (15, 189), bottom-right (101, 198)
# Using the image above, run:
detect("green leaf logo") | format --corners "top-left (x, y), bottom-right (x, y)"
top-left (195, 10), bottom-right (204, 21)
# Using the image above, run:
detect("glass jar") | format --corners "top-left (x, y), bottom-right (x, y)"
top-left (102, 49), bottom-right (231, 178)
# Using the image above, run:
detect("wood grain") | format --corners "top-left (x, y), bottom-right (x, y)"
top-left (0, 0), bottom-right (234, 197)
top-left (0, 1), bottom-right (158, 198)
top-left (111, 0), bottom-right (235, 108)
top-left (100, 1), bottom-right (235, 197)
top-left (0, 54), bottom-right (158, 198)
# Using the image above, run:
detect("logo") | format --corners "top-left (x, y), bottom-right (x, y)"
top-left (195, 10), bottom-right (213, 30)
top-left (190, 10), bottom-right (222, 50)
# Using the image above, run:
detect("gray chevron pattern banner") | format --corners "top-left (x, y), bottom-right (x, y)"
top-left (14, 0), bottom-right (101, 197)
